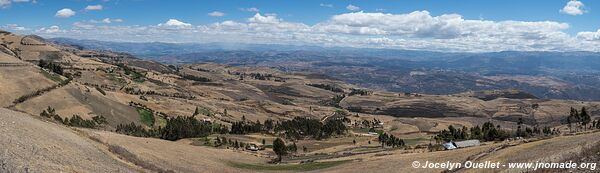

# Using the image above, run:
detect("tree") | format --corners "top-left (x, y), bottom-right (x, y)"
top-left (273, 138), bottom-right (287, 162)
top-left (193, 106), bottom-right (200, 117)
top-left (288, 143), bottom-right (298, 153)
top-left (568, 107), bottom-right (579, 132)
top-left (567, 109), bottom-right (573, 132)
top-left (580, 107), bottom-right (591, 130)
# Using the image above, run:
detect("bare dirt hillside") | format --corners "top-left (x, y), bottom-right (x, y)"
top-left (82, 130), bottom-right (267, 173)
top-left (316, 132), bottom-right (600, 173)
top-left (0, 108), bottom-right (139, 172)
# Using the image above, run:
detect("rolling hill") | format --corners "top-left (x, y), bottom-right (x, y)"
top-left (0, 31), bottom-right (599, 172)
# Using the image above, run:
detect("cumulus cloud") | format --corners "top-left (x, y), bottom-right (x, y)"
top-left (208, 11), bottom-right (225, 17)
top-left (560, 0), bottom-right (585, 16)
top-left (158, 19), bottom-right (192, 28)
top-left (240, 7), bottom-right (259, 12)
top-left (2, 24), bottom-right (28, 31)
top-left (346, 4), bottom-right (360, 11)
top-left (84, 5), bottom-right (103, 11)
top-left (314, 11), bottom-right (570, 40)
top-left (37, 25), bottom-right (62, 33)
top-left (248, 13), bottom-right (280, 24)
top-left (577, 29), bottom-right (600, 41)
top-left (29, 10), bottom-right (600, 52)
top-left (55, 8), bottom-right (75, 18)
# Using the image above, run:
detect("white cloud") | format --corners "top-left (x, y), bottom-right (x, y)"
top-left (320, 3), bottom-right (333, 8)
top-left (84, 5), bottom-right (103, 11)
top-left (158, 19), bottom-right (192, 28)
top-left (1, 0), bottom-right (32, 8)
top-left (208, 11), bottom-right (225, 17)
top-left (29, 10), bottom-right (600, 52)
top-left (73, 22), bottom-right (95, 29)
top-left (37, 25), bottom-right (62, 33)
top-left (55, 8), bottom-right (75, 18)
top-left (313, 11), bottom-right (570, 41)
top-left (0, 0), bottom-right (11, 8)
top-left (560, 0), bottom-right (585, 16)
top-left (240, 7), bottom-right (259, 12)
top-left (2, 24), bottom-right (28, 31)
top-left (90, 18), bottom-right (123, 24)
top-left (248, 13), bottom-right (280, 24)
top-left (346, 4), bottom-right (360, 11)
top-left (577, 29), bottom-right (600, 41)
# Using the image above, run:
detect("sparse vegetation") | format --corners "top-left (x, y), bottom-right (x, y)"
top-left (40, 106), bottom-right (106, 128)
top-left (95, 86), bottom-right (107, 95)
top-left (228, 160), bottom-right (351, 171)
top-left (321, 94), bottom-right (345, 108)
top-left (116, 122), bottom-right (157, 137)
top-left (117, 63), bottom-right (146, 83)
top-left (182, 74), bottom-right (211, 82)
top-left (38, 60), bottom-right (63, 75)
top-left (377, 133), bottom-right (405, 148)
top-left (306, 83), bottom-right (344, 93)
top-left (567, 107), bottom-right (592, 132)
top-left (13, 77), bottom-right (71, 104)
top-left (348, 88), bottom-right (371, 96)
top-left (40, 69), bottom-right (64, 82)
top-left (433, 122), bottom-right (533, 143)
top-left (274, 117), bottom-right (348, 140)
top-left (137, 108), bottom-right (154, 127)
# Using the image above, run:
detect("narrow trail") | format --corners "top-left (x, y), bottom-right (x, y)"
top-left (0, 62), bottom-right (30, 67)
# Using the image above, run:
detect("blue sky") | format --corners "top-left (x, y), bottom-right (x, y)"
top-left (2, 0), bottom-right (600, 52)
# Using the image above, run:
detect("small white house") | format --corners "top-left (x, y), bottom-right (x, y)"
top-left (443, 142), bottom-right (457, 150)
top-left (443, 140), bottom-right (480, 150)
top-left (246, 144), bottom-right (259, 151)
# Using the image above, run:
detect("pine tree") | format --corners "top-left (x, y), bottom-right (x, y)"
top-left (273, 138), bottom-right (287, 162)
top-left (581, 107), bottom-right (591, 130)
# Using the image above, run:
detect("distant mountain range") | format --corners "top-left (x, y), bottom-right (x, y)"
top-left (49, 37), bottom-right (600, 100)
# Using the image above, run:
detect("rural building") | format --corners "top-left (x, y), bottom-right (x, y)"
top-left (443, 140), bottom-right (480, 150)
top-left (245, 144), bottom-right (259, 151)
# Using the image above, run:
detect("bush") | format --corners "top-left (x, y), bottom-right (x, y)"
top-left (306, 84), bottom-right (343, 93)
top-left (182, 74), bottom-right (211, 82)
top-left (38, 60), bottom-right (63, 75)
top-left (116, 122), bottom-right (157, 137)
top-left (63, 115), bottom-right (98, 128)
top-left (95, 87), bottom-right (106, 95)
